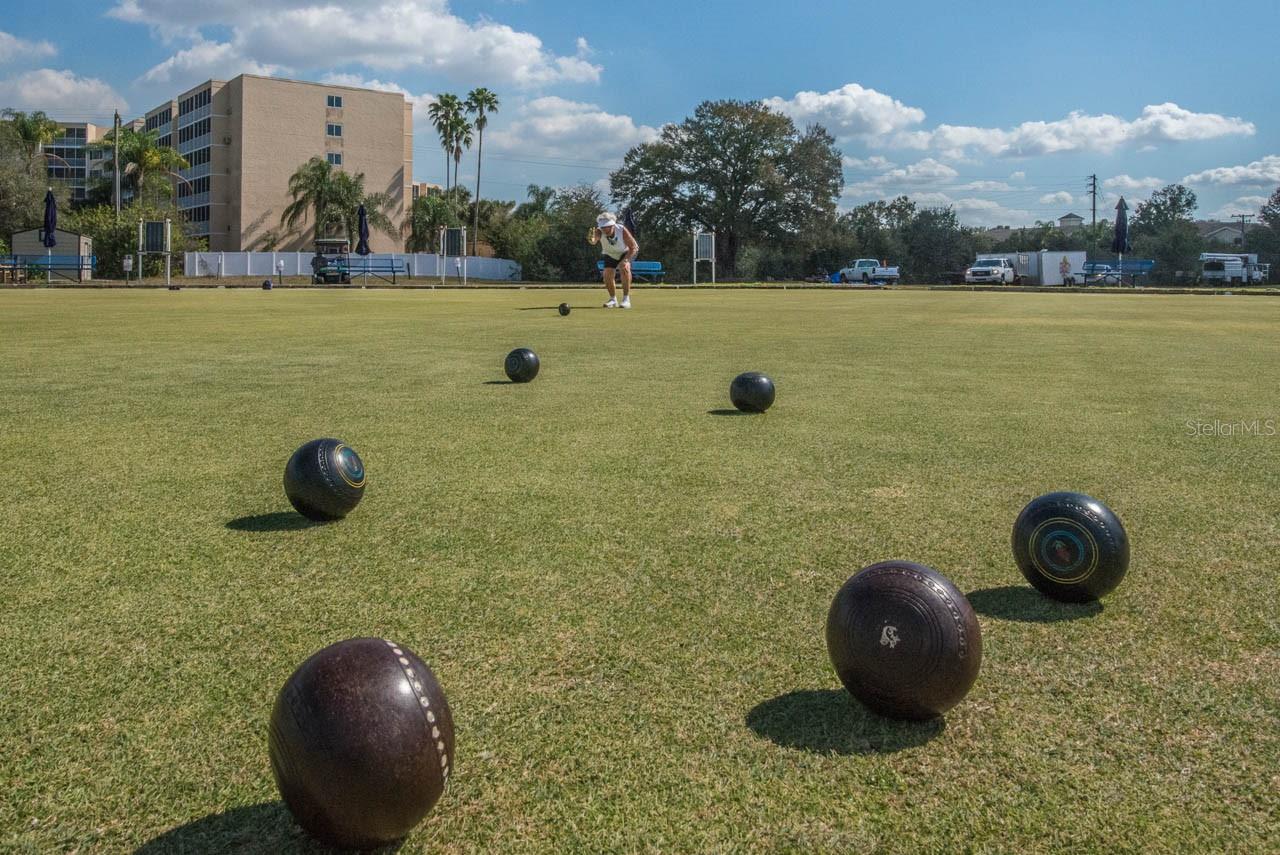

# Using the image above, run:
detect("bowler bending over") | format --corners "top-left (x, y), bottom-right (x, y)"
top-left (591, 212), bottom-right (639, 308)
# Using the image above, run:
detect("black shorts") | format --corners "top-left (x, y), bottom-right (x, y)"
top-left (601, 255), bottom-right (628, 270)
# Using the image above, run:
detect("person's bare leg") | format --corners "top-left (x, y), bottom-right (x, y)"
top-left (621, 263), bottom-right (632, 298)
top-left (603, 267), bottom-right (617, 305)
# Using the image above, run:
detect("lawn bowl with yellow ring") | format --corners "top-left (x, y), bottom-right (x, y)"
top-left (1012, 491), bottom-right (1129, 602)
top-left (283, 438), bottom-right (367, 521)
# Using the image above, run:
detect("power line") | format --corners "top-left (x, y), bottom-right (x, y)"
top-left (1232, 213), bottom-right (1253, 248)
top-left (1088, 174), bottom-right (1098, 228)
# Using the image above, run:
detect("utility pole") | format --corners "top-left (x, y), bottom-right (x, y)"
top-left (1088, 174), bottom-right (1098, 228)
top-left (1231, 213), bottom-right (1252, 249)
top-left (113, 110), bottom-right (121, 219)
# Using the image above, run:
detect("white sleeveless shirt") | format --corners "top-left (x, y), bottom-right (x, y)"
top-left (599, 226), bottom-right (631, 259)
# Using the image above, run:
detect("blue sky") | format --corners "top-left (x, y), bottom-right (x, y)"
top-left (2, 0), bottom-right (1277, 225)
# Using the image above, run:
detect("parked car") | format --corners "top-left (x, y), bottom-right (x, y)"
top-left (838, 258), bottom-right (900, 284)
top-left (965, 257), bottom-right (1017, 284)
top-left (1083, 264), bottom-right (1122, 286)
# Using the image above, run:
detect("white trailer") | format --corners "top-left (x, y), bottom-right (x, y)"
top-left (1010, 250), bottom-right (1088, 286)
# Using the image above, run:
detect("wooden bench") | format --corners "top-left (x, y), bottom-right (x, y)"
top-left (596, 259), bottom-right (665, 283)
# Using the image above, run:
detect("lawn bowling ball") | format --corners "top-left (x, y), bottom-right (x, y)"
top-left (504, 347), bottom-right (540, 383)
top-left (558, 302), bottom-right (571, 316)
top-left (269, 638), bottom-right (454, 850)
top-left (283, 438), bottom-right (366, 521)
top-left (262, 279), bottom-right (273, 290)
top-left (1013, 491), bottom-right (1129, 602)
top-left (826, 561), bottom-right (982, 720)
top-left (730, 371), bottom-right (775, 413)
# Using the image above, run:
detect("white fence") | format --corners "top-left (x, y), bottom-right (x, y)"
top-left (183, 251), bottom-right (521, 282)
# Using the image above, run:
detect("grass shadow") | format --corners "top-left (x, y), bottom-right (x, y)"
top-left (483, 380), bottom-right (516, 385)
top-left (746, 689), bottom-right (944, 755)
top-left (516, 305), bottom-right (602, 311)
top-left (226, 512), bottom-right (323, 532)
top-left (707, 408), bottom-right (753, 416)
top-left (133, 801), bottom-right (405, 854)
top-left (966, 585), bottom-right (1103, 623)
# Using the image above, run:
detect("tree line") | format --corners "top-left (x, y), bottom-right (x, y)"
top-left (5, 100), bottom-right (1280, 283)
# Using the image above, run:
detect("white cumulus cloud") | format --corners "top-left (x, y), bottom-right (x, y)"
top-left (1182, 155), bottom-right (1280, 186)
top-left (1104, 174), bottom-right (1165, 192)
top-left (0, 30), bottom-right (56, 64)
top-left (903, 192), bottom-right (1032, 227)
top-left (1039, 191), bottom-right (1076, 206)
top-left (124, 0), bottom-right (600, 92)
top-left (139, 39), bottom-right (281, 85)
top-left (486, 96), bottom-right (659, 162)
top-left (0, 68), bottom-right (128, 115)
top-left (765, 83), bottom-right (926, 139)
top-left (1205, 195), bottom-right (1271, 221)
top-left (898, 103), bottom-right (1254, 158)
top-left (845, 158), bottom-right (958, 194)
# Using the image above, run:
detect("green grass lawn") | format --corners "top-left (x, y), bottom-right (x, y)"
top-left (1, 288), bottom-right (1277, 854)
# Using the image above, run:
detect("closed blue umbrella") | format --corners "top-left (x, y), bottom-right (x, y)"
top-left (356, 204), bottom-right (371, 256)
top-left (41, 188), bottom-right (58, 246)
top-left (41, 188), bottom-right (57, 284)
top-left (1111, 197), bottom-right (1130, 285)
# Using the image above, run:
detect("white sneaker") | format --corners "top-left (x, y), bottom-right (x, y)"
top-left (604, 298), bottom-right (618, 308)
top-left (620, 297), bottom-right (631, 309)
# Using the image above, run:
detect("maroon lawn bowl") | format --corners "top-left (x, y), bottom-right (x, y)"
top-left (826, 561), bottom-right (982, 720)
top-left (268, 638), bottom-right (454, 849)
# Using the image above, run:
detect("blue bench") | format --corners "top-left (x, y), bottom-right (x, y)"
top-left (1083, 259), bottom-right (1154, 286)
top-left (596, 260), bottom-right (665, 283)
top-left (9, 254), bottom-right (96, 283)
top-left (343, 258), bottom-right (407, 285)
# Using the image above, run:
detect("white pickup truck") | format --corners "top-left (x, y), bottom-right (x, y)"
top-left (965, 256), bottom-right (1017, 284)
top-left (838, 258), bottom-right (900, 284)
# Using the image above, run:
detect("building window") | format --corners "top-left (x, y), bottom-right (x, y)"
top-left (179, 88), bottom-right (211, 117)
top-left (326, 123), bottom-right (343, 138)
top-left (326, 152), bottom-right (343, 166)
top-left (327, 95), bottom-right (343, 108)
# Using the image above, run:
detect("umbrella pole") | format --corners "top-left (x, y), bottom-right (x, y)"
top-left (47, 248), bottom-right (51, 285)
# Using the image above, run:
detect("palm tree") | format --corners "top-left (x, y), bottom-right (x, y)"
top-left (92, 127), bottom-right (188, 204)
top-left (1, 109), bottom-right (61, 173)
top-left (281, 156), bottom-right (340, 241)
top-left (465, 88), bottom-right (499, 255)
top-left (404, 193), bottom-right (458, 252)
top-left (448, 114), bottom-right (473, 209)
top-left (427, 94), bottom-right (463, 194)
top-left (282, 157), bottom-right (399, 248)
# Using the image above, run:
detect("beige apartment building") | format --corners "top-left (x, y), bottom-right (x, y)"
top-left (140, 75), bottom-right (413, 252)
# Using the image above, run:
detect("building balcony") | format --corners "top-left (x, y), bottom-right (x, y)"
top-left (178, 191), bottom-right (211, 208)
top-left (178, 134), bottom-right (211, 155)
top-left (179, 162), bottom-right (212, 180)
top-left (177, 104), bottom-right (211, 127)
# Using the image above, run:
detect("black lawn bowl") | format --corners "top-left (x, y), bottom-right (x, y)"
top-left (730, 371), bottom-right (775, 413)
top-left (826, 561), bottom-right (982, 721)
top-left (558, 303), bottom-right (571, 316)
top-left (269, 638), bottom-right (454, 850)
top-left (262, 279), bottom-right (273, 290)
top-left (504, 348), bottom-right (540, 383)
top-left (1012, 491), bottom-right (1129, 602)
top-left (283, 438), bottom-right (366, 521)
